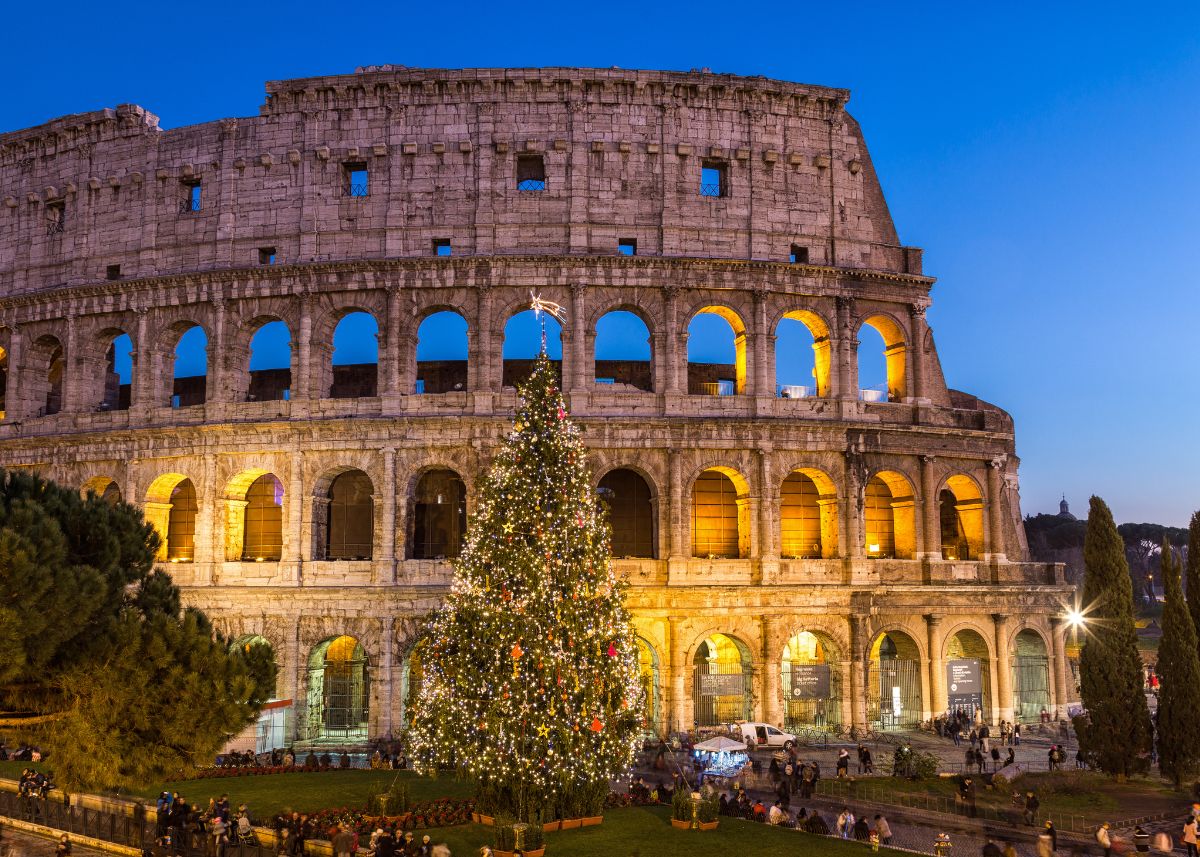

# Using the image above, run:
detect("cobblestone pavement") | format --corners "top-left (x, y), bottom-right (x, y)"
top-left (0, 826), bottom-right (105, 857)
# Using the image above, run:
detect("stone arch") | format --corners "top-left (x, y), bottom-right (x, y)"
top-left (416, 308), bottom-right (470, 394)
top-left (593, 305), bottom-right (655, 393)
top-left (145, 472), bottom-right (198, 562)
top-left (857, 312), bottom-right (908, 403)
top-left (223, 468), bottom-right (283, 562)
top-left (303, 635), bottom-right (370, 743)
top-left (158, 319), bottom-right (210, 408)
top-left (81, 475), bottom-right (122, 505)
top-left (691, 631), bottom-right (755, 726)
top-left (864, 469), bottom-right (917, 560)
top-left (406, 466), bottom-right (467, 560)
top-left (868, 629), bottom-right (924, 729)
top-left (1012, 628), bottom-right (1051, 723)
top-left (311, 467), bottom-right (376, 561)
top-left (597, 466), bottom-right (657, 559)
top-left (326, 309), bottom-right (380, 399)
top-left (28, 333), bottom-right (64, 416)
top-left (774, 308), bottom-right (833, 398)
top-left (780, 467), bottom-right (839, 559)
top-left (240, 315), bottom-right (293, 404)
top-left (939, 472), bottom-right (985, 561)
top-left (501, 299), bottom-right (564, 388)
top-left (636, 635), bottom-right (664, 735)
top-left (781, 628), bottom-right (843, 730)
top-left (686, 304), bottom-right (748, 396)
top-left (79, 326), bottom-right (134, 413)
top-left (944, 624), bottom-right (994, 722)
top-left (689, 465), bottom-right (752, 559)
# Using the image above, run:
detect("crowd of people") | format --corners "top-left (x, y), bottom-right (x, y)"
top-left (152, 791), bottom-right (258, 855)
top-left (0, 743), bottom-right (46, 762)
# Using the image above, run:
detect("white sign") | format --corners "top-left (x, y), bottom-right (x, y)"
top-left (891, 686), bottom-right (902, 716)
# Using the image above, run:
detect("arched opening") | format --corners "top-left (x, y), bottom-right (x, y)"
top-left (691, 468), bottom-right (747, 558)
top-left (637, 637), bottom-right (663, 735)
top-left (869, 631), bottom-right (923, 730)
top-left (82, 476), bottom-right (122, 506)
top-left (503, 307), bottom-right (562, 389)
top-left (1012, 630), bottom-right (1050, 723)
top-left (330, 311), bottom-right (379, 398)
top-left (32, 335), bottom-right (64, 416)
top-left (416, 311), bottom-right (468, 394)
top-left (167, 479), bottom-right (198, 562)
top-left (946, 628), bottom-right (993, 722)
top-left (325, 470), bottom-right (374, 560)
top-left (243, 473), bottom-right (284, 561)
top-left (409, 469), bottom-right (466, 559)
top-left (858, 315), bottom-right (907, 403)
top-left (247, 320), bottom-right (291, 402)
top-left (940, 475), bottom-right (985, 561)
top-left (99, 332), bottom-right (133, 411)
top-left (171, 325), bottom-right (208, 407)
top-left (687, 307), bottom-right (745, 396)
top-left (594, 310), bottom-right (653, 392)
top-left (781, 630), bottom-right (842, 730)
top-left (864, 471), bottom-right (916, 560)
top-left (400, 642), bottom-right (426, 730)
top-left (780, 469), bottom-right (839, 559)
top-left (598, 468), bottom-right (656, 558)
top-left (693, 633), bottom-right (753, 726)
top-left (305, 636), bottom-right (369, 743)
top-left (775, 311), bottom-right (831, 398)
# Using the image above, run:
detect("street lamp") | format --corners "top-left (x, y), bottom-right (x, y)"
top-left (1065, 609), bottom-right (1086, 629)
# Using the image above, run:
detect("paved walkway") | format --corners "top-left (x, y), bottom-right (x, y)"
top-left (0, 825), bottom-right (106, 857)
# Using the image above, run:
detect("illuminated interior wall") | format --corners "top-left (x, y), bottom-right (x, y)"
top-left (410, 469), bottom-right (467, 559)
top-left (860, 315), bottom-right (908, 402)
top-left (598, 468), bottom-right (656, 558)
top-left (781, 630), bottom-right (842, 727)
top-left (167, 479), bottom-right (198, 561)
top-left (865, 471), bottom-right (916, 559)
top-left (942, 474), bottom-right (984, 560)
top-left (243, 473), bottom-right (284, 561)
top-left (691, 469), bottom-right (742, 558)
top-left (780, 473), bottom-right (822, 558)
top-left (326, 470), bottom-right (374, 559)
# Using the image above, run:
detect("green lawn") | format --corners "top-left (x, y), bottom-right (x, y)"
top-left (418, 805), bottom-right (903, 857)
top-left (126, 769), bottom-right (476, 816)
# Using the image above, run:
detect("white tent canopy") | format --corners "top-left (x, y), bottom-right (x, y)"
top-left (693, 735), bottom-right (748, 753)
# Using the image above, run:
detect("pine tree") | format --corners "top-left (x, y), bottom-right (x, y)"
top-left (1155, 537), bottom-right (1200, 787)
top-left (1074, 496), bottom-right (1153, 778)
top-left (0, 470), bottom-right (269, 790)
top-left (1186, 511), bottom-right (1200, 645)
top-left (409, 355), bottom-right (644, 823)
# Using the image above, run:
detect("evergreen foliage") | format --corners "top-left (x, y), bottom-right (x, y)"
top-left (1186, 511), bottom-right (1200, 644)
top-left (1073, 496), bottom-right (1153, 777)
top-left (0, 470), bottom-right (270, 790)
top-left (1154, 537), bottom-right (1200, 787)
top-left (409, 356), bottom-right (644, 823)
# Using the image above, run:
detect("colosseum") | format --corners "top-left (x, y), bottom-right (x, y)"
top-left (0, 65), bottom-right (1073, 748)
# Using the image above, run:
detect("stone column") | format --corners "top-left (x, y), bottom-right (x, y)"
top-left (131, 308), bottom-right (151, 413)
top-left (757, 449), bottom-right (777, 561)
top-left (210, 298), bottom-right (228, 403)
top-left (281, 621), bottom-right (301, 708)
top-left (835, 297), bottom-right (858, 400)
top-left (4, 325), bottom-right (23, 421)
top-left (222, 499), bottom-right (249, 565)
top-left (194, 454), bottom-right (216, 582)
top-left (378, 447), bottom-right (397, 585)
top-left (987, 459), bottom-right (1008, 562)
top-left (751, 290), bottom-right (770, 397)
top-left (993, 614), bottom-right (1013, 723)
top-left (569, 283), bottom-right (588, 392)
top-left (849, 615), bottom-right (869, 733)
top-left (1049, 617), bottom-right (1071, 716)
top-left (920, 455), bottom-right (940, 560)
top-left (762, 615), bottom-right (782, 727)
top-left (668, 616), bottom-right (689, 733)
top-left (61, 315), bottom-right (79, 413)
top-left (663, 287), bottom-right (683, 395)
top-left (472, 285), bottom-right (495, 396)
top-left (926, 614), bottom-right (946, 718)
top-left (284, 452), bottom-right (305, 578)
top-left (842, 449), bottom-right (864, 558)
top-left (667, 449), bottom-right (685, 562)
top-left (380, 617), bottom-right (395, 738)
top-left (145, 502), bottom-right (173, 561)
top-left (909, 305), bottom-right (929, 403)
top-left (381, 286), bottom-right (403, 400)
top-left (295, 296), bottom-right (313, 400)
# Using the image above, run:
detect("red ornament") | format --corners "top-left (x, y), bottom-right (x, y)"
top-left (511, 642), bottom-right (524, 660)
top-left (607, 642), bottom-right (617, 658)
top-left (557, 407), bottom-right (566, 420)
top-left (590, 716), bottom-right (604, 733)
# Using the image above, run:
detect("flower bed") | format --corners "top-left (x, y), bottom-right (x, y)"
top-left (305, 798), bottom-right (476, 838)
top-left (193, 764), bottom-right (343, 778)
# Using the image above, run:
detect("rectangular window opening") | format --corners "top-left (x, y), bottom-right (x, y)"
top-left (789, 244), bottom-right (809, 264)
top-left (181, 181), bottom-right (202, 213)
top-left (106, 264), bottom-right (122, 281)
top-left (618, 238), bottom-right (637, 257)
top-left (433, 238), bottom-right (452, 257)
top-left (45, 201), bottom-right (65, 234)
top-left (701, 161), bottom-right (727, 198)
top-left (344, 163), bottom-right (369, 197)
top-left (516, 154), bottom-right (546, 191)
top-left (258, 247), bottom-right (277, 265)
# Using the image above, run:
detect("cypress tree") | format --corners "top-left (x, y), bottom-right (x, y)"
top-left (1074, 496), bottom-right (1153, 778)
top-left (1155, 537), bottom-right (1200, 787)
top-left (1186, 511), bottom-right (1200, 645)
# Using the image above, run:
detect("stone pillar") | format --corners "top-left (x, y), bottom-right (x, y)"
top-left (668, 616), bottom-right (689, 733)
top-left (281, 621), bottom-right (301, 708)
top-left (842, 450), bottom-right (864, 558)
top-left (667, 450), bottom-right (685, 562)
top-left (210, 299), bottom-right (228, 403)
top-left (926, 614), bottom-right (946, 718)
top-left (1049, 617), bottom-right (1071, 717)
top-left (379, 447), bottom-right (397, 585)
top-left (909, 305), bottom-right (929, 403)
top-left (145, 502), bottom-right (173, 561)
top-left (762, 615), bottom-right (782, 727)
top-left (920, 455), bottom-right (940, 560)
top-left (4, 325), bottom-right (23, 421)
top-left (380, 616), bottom-right (395, 738)
top-left (61, 315), bottom-right (79, 413)
top-left (194, 454), bottom-right (216, 582)
top-left (836, 296), bottom-right (857, 400)
top-left (381, 286), bottom-right (403, 401)
top-left (752, 289), bottom-right (770, 397)
top-left (222, 499), bottom-right (249, 565)
top-left (472, 285), bottom-right (495, 396)
top-left (663, 287), bottom-right (683, 395)
top-left (987, 459), bottom-right (1008, 562)
top-left (131, 308), bottom-right (150, 413)
top-left (993, 614), bottom-right (1013, 723)
top-left (284, 452), bottom-right (304, 576)
top-left (757, 450), bottom-right (777, 561)
top-left (295, 296), bottom-right (313, 400)
top-left (849, 615), bottom-right (868, 733)
top-left (569, 283), bottom-right (588, 392)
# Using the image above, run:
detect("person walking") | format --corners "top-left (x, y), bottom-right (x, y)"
top-left (332, 824), bottom-right (356, 857)
top-left (1023, 791), bottom-right (1040, 825)
top-left (1037, 827), bottom-right (1055, 857)
top-left (837, 749), bottom-right (851, 779)
top-left (1044, 820), bottom-right (1057, 853)
top-left (875, 814), bottom-right (893, 846)
top-left (982, 837), bottom-right (1002, 857)
top-left (1183, 815), bottom-right (1199, 857)
top-left (1097, 822), bottom-right (1113, 857)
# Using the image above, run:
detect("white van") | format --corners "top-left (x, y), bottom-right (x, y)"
top-left (729, 721), bottom-right (798, 750)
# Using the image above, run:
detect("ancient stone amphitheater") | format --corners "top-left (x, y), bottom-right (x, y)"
top-left (0, 66), bottom-right (1072, 748)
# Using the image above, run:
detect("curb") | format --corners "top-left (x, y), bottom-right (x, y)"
top-left (0, 815), bottom-right (141, 856)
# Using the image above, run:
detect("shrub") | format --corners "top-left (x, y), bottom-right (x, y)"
top-left (523, 822), bottom-right (544, 850)
top-left (697, 788), bottom-right (719, 824)
top-left (493, 814), bottom-right (517, 851)
top-left (671, 786), bottom-right (692, 822)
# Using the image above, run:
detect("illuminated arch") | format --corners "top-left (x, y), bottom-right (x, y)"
top-left (145, 473), bottom-right (197, 562)
top-left (780, 467), bottom-right (839, 559)
top-left (691, 466), bottom-right (750, 559)
top-left (81, 476), bottom-right (122, 505)
top-left (636, 636), bottom-right (663, 735)
top-left (940, 473), bottom-right (985, 561)
top-left (864, 470), bottom-right (917, 560)
top-left (868, 630), bottom-right (923, 729)
top-left (858, 313), bottom-right (907, 403)
top-left (692, 633), bottom-right (754, 726)
top-left (775, 309), bottom-right (833, 398)
top-left (781, 630), bottom-right (842, 730)
top-left (687, 305), bottom-right (747, 396)
top-left (304, 636), bottom-right (369, 742)
top-left (945, 626), bottom-right (994, 720)
top-left (1012, 628), bottom-right (1051, 723)
top-left (223, 468), bottom-right (283, 562)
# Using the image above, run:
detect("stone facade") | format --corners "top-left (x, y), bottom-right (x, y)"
top-left (0, 66), bottom-right (1072, 744)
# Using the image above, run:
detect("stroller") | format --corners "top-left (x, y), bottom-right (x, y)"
top-left (235, 812), bottom-right (257, 847)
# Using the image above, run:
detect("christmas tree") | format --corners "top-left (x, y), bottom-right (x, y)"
top-left (409, 352), bottom-right (645, 824)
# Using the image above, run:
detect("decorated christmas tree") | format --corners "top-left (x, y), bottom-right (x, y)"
top-left (409, 350), bottom-right (645, 824)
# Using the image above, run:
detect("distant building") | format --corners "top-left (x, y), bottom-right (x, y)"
top-left (1057, 496), bottom-right (1077, 521)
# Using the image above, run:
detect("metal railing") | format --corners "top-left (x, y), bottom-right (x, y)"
top-left (698, 380), bottom-right (736, 396)
top-left (700, 182), bottom-right (723, 197)
top-left (517, 179), bottom-right (546, 191)
top-left (181, 196), bottom-right (202, 213)
top-left (46, 219), bottom-right (65, 235)
top-left (346, 183), bottom-right (369, 198)
top-left (778, 384), bottom-right (816, 399)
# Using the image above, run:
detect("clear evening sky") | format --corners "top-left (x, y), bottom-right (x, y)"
top-left (2, 1), bottom-right (1197, 525)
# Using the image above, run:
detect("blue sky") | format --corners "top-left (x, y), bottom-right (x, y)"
top-left (4, 1), bottom-right (1198, 524)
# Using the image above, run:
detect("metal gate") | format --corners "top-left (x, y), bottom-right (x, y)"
top-left (1012, 656), bottom-right (1050, 722)
top-left (693, 663), bottom-right (753, 726)
top-left (302, 657), bottom-right (369, 743)
top-left (868, 659), bottom-right (922, 729)
top-left (782, 664), bottom-right (842, 729)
